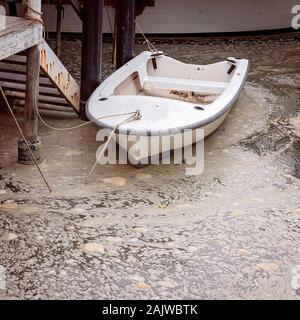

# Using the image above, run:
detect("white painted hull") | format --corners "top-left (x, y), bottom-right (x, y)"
top-left (24, 0), bottom-right (297, 34)
top-left (87, 51), bottom-right (249, 164)
top-left (115, 110), bottom-right (230, 163)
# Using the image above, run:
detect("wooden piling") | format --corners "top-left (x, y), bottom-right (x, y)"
top-left (80, 0), bottom-right (103, 120)
top-left (116, 0), bottom-right (135, 69)
top-left (7, 0), bottom-right (18, 17)
top-left (69, 0), bottom-right (83, 20)
top-left (24, 45), bottom-right (40, 143)
top-left (55, 0), bottom-right (63, 57)
top-left (18, 0), bottom-right (43, 164)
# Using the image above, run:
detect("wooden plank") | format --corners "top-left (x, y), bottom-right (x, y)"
top-left (1, 41), bottom-right (79, 114)
top-left (23, 0), bottom-right (42, 143)
top-left (15, 101), bottom-right (74, 113)
top-left (40, 40), bottom-right (80, 113)
top-left (144, 77), bottom-right (229, 94)
top-left (0, 71), bottom-right (53, 87)
top-left (0, 16), bottom-right (43, 61)
top-left (2, 89), bottom-right (70, 106)
top-left (3, 55), bottom-right (27, 65)
top-left (0, 61), bottom-right (50, 79)
top-left (0, 61), bottom-right (28, 74)
top-left (69, 0), bottom-right (83, 20)
top-left (0, 51), bottom-right (79, 113)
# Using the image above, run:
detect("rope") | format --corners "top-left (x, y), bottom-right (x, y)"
top-left (134, 19), bottom-right (160, 53)
top-left (1, 84), bottom-right (142, 187)
top-left (85, 110), bottom-right (142, 184)
top-left (104, 0), bottom-right (115, 42)
top-left (0, 2), bottom-right (145, 187)
top-left (33, 95), bottom-right (142, 183)
top-left (33, 98), bottom-right (142, 182)
top-left (22, 0), bottom-right (44, 24)
top-left (36, 107), bottom-right (141, 131)
top-left (0, 86), bottom-right (53, 193)
top-left (22, 0), bottom-right (46, 41)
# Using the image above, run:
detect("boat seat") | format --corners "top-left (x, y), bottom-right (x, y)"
top-left (143, 76), bottom-right (229, 94)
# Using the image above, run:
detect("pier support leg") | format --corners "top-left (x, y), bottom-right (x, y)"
top-left (18, 0), bottom-right (42, 165)
top-left (116, 0), bottom-right (135, 69)
top-left (18, 44), bottom-right (42, 165)
top-left (8, 0), bottom-right (18, 17)
top-left (55, 0), bottom-right (63, 58)
top-left (80, 0), bottom-right (103, 120)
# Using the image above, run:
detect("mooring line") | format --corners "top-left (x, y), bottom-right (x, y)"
top-left (0, 86), bottom-right (53, 193)
top-left (32, 101), bottom-right (142, 184)
top-left (134, 19), bottom-right (160, 53)
top-left (37, 106), bottom-right (142, 184)
top-left (1, 84), bottom-right (142, 187)
top-left (85, 111), bottom-right (142, 184)
top-left (35, 106), bottom-right (141, 132)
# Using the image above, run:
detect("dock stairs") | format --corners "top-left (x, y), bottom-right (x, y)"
top-left (0, 39), bottom-right (80, 115)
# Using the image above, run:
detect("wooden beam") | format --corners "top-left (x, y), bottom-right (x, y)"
top-left (40, 40), bottom-right (80, 113)
top-left (0, 16), bottom-right (43, 61)
top-left (69, 0), bottom-right (83, 20)
top-left (17, 0), bottom-right (43, 166)
top-left (7, 0), bottom-right (18, 16)
top-left (80, 0), bottom-right (103, 120)
top-left (0, 47), bottom-right (80, 113)
top-left (55, 0), bottom-right (63, 57)
top-left (116, 0), bottom-right (135, 69)
top-left (23, 0), bottom-right (42, 145)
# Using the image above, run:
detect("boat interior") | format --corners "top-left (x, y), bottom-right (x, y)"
top-left (112, 55), bottom-right (236, 105)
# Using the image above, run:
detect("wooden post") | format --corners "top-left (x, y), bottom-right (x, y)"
top-left (7, 0), bottom-right (18, 17)
top-left (55, 0), bottom-right (63, 57)
top-left (112, 9), bottom-right (117, 66)
top-left (69, 0), bottom-right (83, 20)
top-left (80, 0), bottom-right (103, 120)
top-left (18, 0), bottom-right (43, 164)
top-left (116, 0), bottom-right (135, 69)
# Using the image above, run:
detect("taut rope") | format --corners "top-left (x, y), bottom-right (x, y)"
top-left (0, 86), bottom-right (53, 193)
top-left (134, 19), bottom-right (160, 53)
top-left (22, 0), bottom-right (44, 24)
top-left (0, 85), bottom-right (142, 188)
top-left (1, 3), bottom-right (146, 187)
top-left (35, 106), bottom-right (141, 132)
top-left (104, 0), bottom-right (115, 42)
top-left (85, 110), bottom-right (142, 184)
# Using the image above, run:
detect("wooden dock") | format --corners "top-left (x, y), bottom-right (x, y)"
top-left (0, 15), bottom-right (43, 61)
top-left (0, 0), bottom-right (133, 165)
top-left (0, 1), bottom-right (81, 168)
top-left (0, 11), bottom-right (44, 164)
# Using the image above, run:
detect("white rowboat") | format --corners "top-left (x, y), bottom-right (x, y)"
top-left (87, 51), bottom-right (249, 164)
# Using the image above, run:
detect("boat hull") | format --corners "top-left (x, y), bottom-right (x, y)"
top-left (114, 110), bottom-right (230, 164)
top-left (87, 51), bottom-right (249, 167)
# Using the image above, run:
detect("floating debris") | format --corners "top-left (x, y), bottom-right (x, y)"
top-left (240, 121), bottom-right (293, 156)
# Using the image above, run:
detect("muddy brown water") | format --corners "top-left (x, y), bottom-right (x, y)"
top-left (0, 33), bottom-right (299, 299)
top-left (2, 32), bottom-right (299, 197)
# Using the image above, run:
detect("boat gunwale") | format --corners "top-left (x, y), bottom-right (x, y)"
top-left (86, 52), bottom-right (250, 136)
